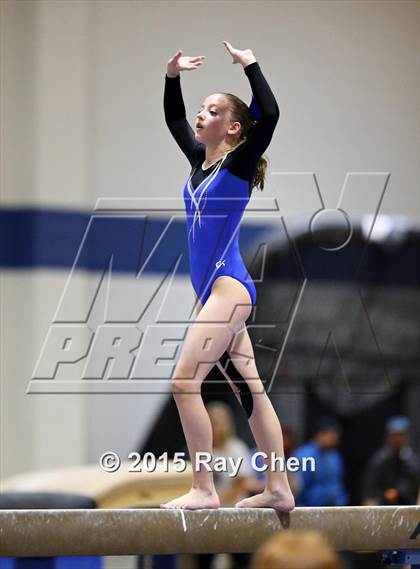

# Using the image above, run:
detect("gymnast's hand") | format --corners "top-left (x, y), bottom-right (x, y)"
top-left (223, 40), bottom-right (257, 67)
top-left (166, 50), bottom-right (205, 78)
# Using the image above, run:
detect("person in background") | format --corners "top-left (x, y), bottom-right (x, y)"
top-left (207, 401), bottom-right (254, 506)
top-left (250, 529), bottom-right (344, 569)
top-left (362, 415), bottom-right (420, 505)
top-left (294, 418), bottom-right (348, 507)
top-left (196, 401), bottom-right (254, 569)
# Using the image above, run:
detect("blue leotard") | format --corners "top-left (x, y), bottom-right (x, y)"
top-left (164, 62), bottom-right (279, 306)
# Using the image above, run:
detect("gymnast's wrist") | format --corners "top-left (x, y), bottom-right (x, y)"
top-left (166, 71), bottom-right (180, 79)
top-left (242, 57), bottom-right (257, 68)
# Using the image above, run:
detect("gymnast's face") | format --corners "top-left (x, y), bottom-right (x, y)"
top-left (195, 94), bottom-right (240, 145)
top-left (315, 429), bottom-right (340, 450)
top-left (386, 431), bottom-right (408, 452)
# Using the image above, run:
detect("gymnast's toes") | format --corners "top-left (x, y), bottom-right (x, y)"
top-left (160, 488), bottom-right (220, 510)
top-left (235, 490), bottom-right (295, 512)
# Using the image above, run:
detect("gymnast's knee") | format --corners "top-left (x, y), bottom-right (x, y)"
top-left (219, 351), bottom-right (254, 419)
top-left (171, 364), bottom-right (202, 396)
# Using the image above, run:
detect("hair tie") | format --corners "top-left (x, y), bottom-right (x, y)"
top-left (249, 96), bottom-right (261, 121)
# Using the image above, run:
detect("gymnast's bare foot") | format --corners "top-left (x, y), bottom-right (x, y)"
top-left (160, 487), bottom-right (220, 510)
top-left (235, 488), bottom-right (295, 512)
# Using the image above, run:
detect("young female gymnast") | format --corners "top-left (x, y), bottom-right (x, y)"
top-left (162, 40), bottom-right (295, 512)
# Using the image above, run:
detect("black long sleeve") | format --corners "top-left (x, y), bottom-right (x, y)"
top-left (244, 61), bottom-right (279, 117)
top-left (163, 74), bottom-right (185, 122)
top-left (164, 74), bottom-right (203, 166)
top-left (228, 61), bottom-right (279, 181)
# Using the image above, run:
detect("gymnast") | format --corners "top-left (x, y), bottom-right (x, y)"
top-left (161, 40), bottom-right (294, 511)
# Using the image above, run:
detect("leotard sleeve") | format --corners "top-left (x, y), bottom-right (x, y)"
top-left (164, 74), bottom-right (205, 166)
top-left (229, 62), bottom-right (280, 181)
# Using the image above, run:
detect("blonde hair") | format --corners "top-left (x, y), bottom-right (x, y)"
top-left (221, 92), bottom-right (269, 193)
top-left (251, 530), bottom-right (344, 569)
top-left (206, 401), bottom-right (235, 439)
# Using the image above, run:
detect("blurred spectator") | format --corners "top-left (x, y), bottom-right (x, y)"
top-left (362, 415), bottom-right (420, 505)
top-left (207, 401), bottom-right (254, 506)
top-left (196, 401), bottom-right (254, 569)
top-left (250, 529), bottom-right (344, 569)
top-left (294, 418), bottom-right (348, 507)
top-left (248, 425), bottom-right (300, 496)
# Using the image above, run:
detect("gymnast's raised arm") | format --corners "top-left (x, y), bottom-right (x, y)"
top-left (223, 41), bottom-right (280, 159)
top-left (163, 50), bottom-right (206, 166)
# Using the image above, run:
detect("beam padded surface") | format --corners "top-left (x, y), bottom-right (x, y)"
top-left (0, 506), bottom-right (419, 557)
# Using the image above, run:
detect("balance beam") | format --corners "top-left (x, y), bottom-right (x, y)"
top-left (0, 506), bottom-right (419, 557)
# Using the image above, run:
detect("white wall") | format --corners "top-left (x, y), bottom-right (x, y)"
top-left (1, 0), bottom-right (418, 479)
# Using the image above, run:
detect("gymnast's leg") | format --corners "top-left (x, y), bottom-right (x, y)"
top-left (160, 280), bottom-right (252, 510)
top-left (218, 323), bottom-right (295, 510)
top-left (193, 283), bottom-right (294, 510)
